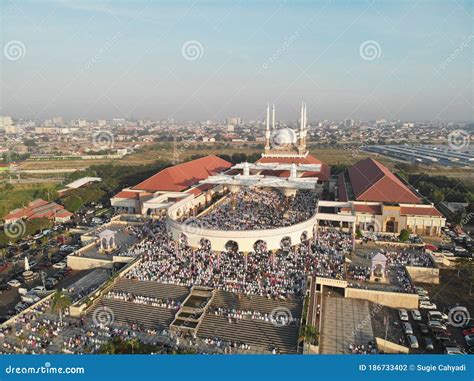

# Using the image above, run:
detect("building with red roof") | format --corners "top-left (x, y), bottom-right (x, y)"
top-left (346, 157), bottom-right (420, 203)
top-left (111, 155), bottom-right (232, 215)
top-left (4, 199), bottom-right (73, 224)
top-left (132, 155), bottom-right (231, 192)
top-left (336, 158), bottom-right (445, 236)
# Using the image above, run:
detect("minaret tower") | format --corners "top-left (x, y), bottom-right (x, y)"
top-left (272, 104), bottom-right (275, 131)
top-left (264, 103), bottom-right (271, 152)
top-left (299, 102), bottom-right (307, 155)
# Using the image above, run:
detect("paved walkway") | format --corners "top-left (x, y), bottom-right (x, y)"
top-left (319, 296), bottom-right (374, 354)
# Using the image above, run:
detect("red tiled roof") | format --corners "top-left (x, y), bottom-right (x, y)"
top-left (4, 199), bottom-right (71, 222)
top-left (256, 154), bottom-right (330, 181)
top-left (55, 210), bottom-right (73, 218)
top-left (400, 206), bottom-right (443, 217)
top-left (133, 155), bottom-right (232, 192)
top-left (354, 204), bottom-right (382, 214)
top-left (337, 173), bottom-right (348, 201)
top-left (347, 158), bottom-right (421, 203)
top-left (186, 183), bottom-right (215, 196)
top-left (113, 191), bottom-right (140, 200)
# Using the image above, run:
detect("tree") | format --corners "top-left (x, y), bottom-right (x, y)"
top-left (299, 324), bottom-right (319, 345)
top-left (52, 290), bottom-right (72, 325)
top-left (454, 258), bottom-right (474, 295)
top-left (356, 228), bottom-right (363, 239)
top-left (128, 338), bottom-right (140, 354)
top-left (399, 229), bottom-right (411, 242)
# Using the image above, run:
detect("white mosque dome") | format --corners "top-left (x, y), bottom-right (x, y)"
top-left (272, 128), bottom-right (297, 146)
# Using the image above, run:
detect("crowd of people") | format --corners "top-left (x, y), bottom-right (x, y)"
top-left (384, 249), bottom-right (433, 268)
top-left (208, 306), bottom-right (298, 326)
top-left (346, 264), bottom-right (370, 282)
top-left (187, 189), bottom-right (318, 231)
top-left (104, 291), bottom-right (181, 310)
top-left (349, 341), bottom-right (378, 354)
top-left (124, 221), bottom-right (351, 299)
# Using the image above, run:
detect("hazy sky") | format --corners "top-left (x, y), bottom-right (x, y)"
top-left (1, 0), bottom-right (473, 121)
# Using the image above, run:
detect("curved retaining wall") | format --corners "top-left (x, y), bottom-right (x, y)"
top-left (167, 214), bottom-right (317, 252)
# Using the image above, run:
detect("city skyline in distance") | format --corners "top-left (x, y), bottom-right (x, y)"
top-left (1, 0), bottom-right (473, 122)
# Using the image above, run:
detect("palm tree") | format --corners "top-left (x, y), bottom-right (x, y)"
top-left (128, 338), bottom-right (140, 354)
top-left (51, 290), bottom-right (72, 325)
top-left (299, 324), bottom-right (319, 345)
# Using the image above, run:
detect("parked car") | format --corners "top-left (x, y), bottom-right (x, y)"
top-left (30, 286), bottom-right (47, 294)
top-left (21, 292), bottom-right (40, 303)
top-left (462, 328), bottom-right (474, 336)
top-left (28, 260), bottom-right (37, 268)
top-left (418, 323), bottom-right (429, 335)
top-left (398, 309), bottom-right (409, 321)
top-left (415, 287), bottom-right (428, 296)
top-left (406, 334), bottom-right (419, 349)
top-left (423, 337), bottom-right (434, 351)
top-left (403, 322), bottom-right (413, 335)
top-left (410, 309), bottom-right (422, 321)
top-left (445, 345), bottom-right (466, 355)
top-left (433, 332), bottom-right (451, 342)
top-left (429, 320), bottom-right (448, 331)
top-left (465, 334), bottom-right (474, 347)
top-left (53, 261), bottom-right (67, 269)
top-left (45, 278), bottom-right (58, 287)
top-left (462, 320), bottom-right (474, 329)
top-left (7, 279), bottom-right (21, 287)
top-left (428, 311), bottom-right (448, 322)
top-left (419, 301), bottom-right (437, 310)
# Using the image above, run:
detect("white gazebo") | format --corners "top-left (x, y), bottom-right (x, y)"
top-left (98, 229), bottom-right (116, 252)
top-left (370, 252), bottom-right (387, 282)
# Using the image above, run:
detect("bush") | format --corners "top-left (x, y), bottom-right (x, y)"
top-left (399, 229), bottom-right (411, 242)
